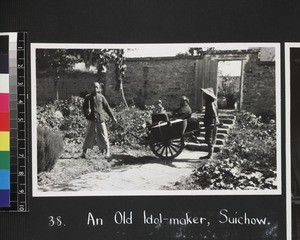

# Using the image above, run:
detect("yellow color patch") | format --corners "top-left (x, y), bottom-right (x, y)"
top-left (0, 132), bottom-right (10, 151)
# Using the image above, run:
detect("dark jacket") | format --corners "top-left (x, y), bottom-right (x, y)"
top-left (82, 93), bottom-right (114, 122)
top-left (204, 101), bottom-right (219, 127)
top-left (175, 103), bottom-right (192, 119)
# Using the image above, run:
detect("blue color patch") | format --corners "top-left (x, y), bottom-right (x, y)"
top-left (0, 54), bottom-right (9, 73)
top-left (0, 189), bottom-right (10, 207)
top-left (0, 170), bottom-right (10, 189)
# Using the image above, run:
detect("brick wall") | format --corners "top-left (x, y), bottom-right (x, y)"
top-left (36, 71), bottom-right (98, 103)
top-left (36, 53), bottom-right (276, 116)
top-left (242, 53), bottom-right (276, 116)
top-left (105, 58), bottom-right (196, 110)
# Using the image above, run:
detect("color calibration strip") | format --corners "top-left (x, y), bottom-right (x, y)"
top-left (0, 35), bottom-right (10, 208)
top-left (0, 32), bottom-right (28, 212)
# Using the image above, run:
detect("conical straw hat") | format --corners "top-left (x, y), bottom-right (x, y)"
top-left (201, 87), bottom-right (217, 100)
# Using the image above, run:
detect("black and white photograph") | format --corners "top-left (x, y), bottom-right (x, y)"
top-left (31, 43), bottom-right (281, 196)
top-left (3, 0), bottom-right (300, 239)
top-left (286, 43), bottom-right (300, 240)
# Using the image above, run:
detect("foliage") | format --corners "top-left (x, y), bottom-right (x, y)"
top-left (36, 48), bottom-right (128, 105)
top-left (191, 112), bottom-right (277, 190)
top-left (37, 96), bottom-right (87, 140)
top-left (37, 98), bottom-right (155, 147)
top-left (107, 105), bottom-right (153, 146)
top-left (175, 47), bottom-right (217, 57)
top-left (238, 111), bottom-right (275, 126)
top-left (36, 49), bottom-right (82, 100)
top-left (36, 49), bottom-right (80, 72)
top-left (37, 127), bottom-right (64, 173)
top-left (217, 75), bottom-right (240, 109)
top-left (188, 47), bottom-right (216, 56)
top-left (258, 110), bottom-right (276, 123)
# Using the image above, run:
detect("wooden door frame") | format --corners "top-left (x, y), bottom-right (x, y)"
top-left (194, 59), bottom-right (218, 110)
top-left (207, 55), bottom-right (249, 111)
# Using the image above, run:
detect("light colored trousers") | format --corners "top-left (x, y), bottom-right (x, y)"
top-left (82, 120), bottom-right (109, 151)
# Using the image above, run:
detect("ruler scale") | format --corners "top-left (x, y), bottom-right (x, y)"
top-left (0, 32), bottom-right (28, 212)
top-left (0, 35), bottom-right (10, 208)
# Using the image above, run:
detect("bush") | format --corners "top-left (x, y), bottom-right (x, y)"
top-left (37, 127), bottom-right (64, 173)
top-left (37, 97), bottom-right (155, 147)
top-left (37, 96), bottom-right (87, 139)
top-left (107, 104), bottom-right (153, 146)
top-left (221, 112), bottom-right (276, 168)
top-left (238, 110), bottom-right (276, 125)
top-left (191, 111), bottom-right (277, 190)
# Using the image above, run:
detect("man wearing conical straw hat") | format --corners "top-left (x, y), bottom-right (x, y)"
top-left (200, 88), bottom-right (220, 159)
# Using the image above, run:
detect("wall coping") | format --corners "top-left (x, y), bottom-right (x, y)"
top-left (125, 49), bottom-right (259, 62)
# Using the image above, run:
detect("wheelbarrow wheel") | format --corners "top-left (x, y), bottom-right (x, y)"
top-left (150, 137), bottom-right (185, 160)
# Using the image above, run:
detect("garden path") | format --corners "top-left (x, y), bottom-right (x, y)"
top-left (40, 150), bottom-right (209, 192)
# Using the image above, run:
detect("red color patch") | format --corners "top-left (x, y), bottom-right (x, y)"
top-left (0, 112), bottom-right (9, 131)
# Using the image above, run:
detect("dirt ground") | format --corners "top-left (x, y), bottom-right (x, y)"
top-left (37, 145), bottom-right (209, 193)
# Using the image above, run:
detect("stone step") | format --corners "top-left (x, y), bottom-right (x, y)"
top-left (217, 128), bottom-right (229, 134)
top-left (197, 116), bottom-right (236, 124)
top-left (185, 142), bottom-right (222, 153)
top-left (220, 119), bottom-right (235, 125)
top-left (221, 123), bottom-right (235, 129)
top-left (197, 137), bottom-right (226, 145)
top-left (199, 132), bottom-right (227, 139)
top-left (199, 123), bottom-right (232, 129)
top-left (218, 109), bottom-right (238, 114)
top-left (189, 109), bottom-right (236, 155)
top-left (198, 113), bottom-right (236, 119)
top-left (198, 127), bottom-right (229, 134)
top-left (219, 115), bottom-right (236, 120)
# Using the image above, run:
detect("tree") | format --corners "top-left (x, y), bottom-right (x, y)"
top-left (36, 49), bottom-right (128, 107)
top-left (113, 49), bottom-right (128, 107)
top-left (188, 47), bottom-right (215, 56)
top-left (36, 49), bottom-right (80, 100)
top-left (89, 49), bottom-right (128, 107)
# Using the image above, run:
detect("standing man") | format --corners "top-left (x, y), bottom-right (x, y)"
top-left (81, 82), bottom-right (117, 159)
top-left (200, 88), bottom-right (220, 159)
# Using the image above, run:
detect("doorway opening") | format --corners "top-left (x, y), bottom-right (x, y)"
top-left (217, 60), bottom-right (242, 110)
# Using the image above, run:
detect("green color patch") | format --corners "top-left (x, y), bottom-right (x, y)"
top-left (0, 151), bottom-right (9, 170)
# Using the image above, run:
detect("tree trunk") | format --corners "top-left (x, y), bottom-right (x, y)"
top-left (83, 50), bottom-right (93, 70)
top-left (54, 68), bottom-right (60, 101)
top-left (88, 51), bottom-right (93, 69)
top-left (54, 80), bottom-right (59, 101)
top-left (120, 81), bottom-right (128, 108)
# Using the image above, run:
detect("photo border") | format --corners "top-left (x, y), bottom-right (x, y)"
top-left (31, 42), bottom-right (282, 197)
top-left (284, 43), bottom-right (299, 240)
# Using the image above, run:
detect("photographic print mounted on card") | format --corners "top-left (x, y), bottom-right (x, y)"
top-left (31, 43), bottom-right (281, 197)
top-left (285, 43), bottom-right (300, 239)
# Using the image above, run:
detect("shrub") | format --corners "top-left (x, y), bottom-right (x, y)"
top-left (37, 97), bottom-right (155, 147)
top-left (106, 104), bottom-right (153, 146)
top-left (58, 97), bottom-right (87, 139)
top-left (259, 110), bottom-right (276, 123)
top-left (191, 111), bottom-right (277, 190)
top-left (37, 96), bottom-right (87, 139)
top-left (37, 127), bottom-right (64, 173)
top-left (220, 112), bottom-right (277, 170)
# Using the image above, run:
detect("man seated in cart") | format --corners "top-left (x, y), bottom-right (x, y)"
top-left (152, 96), bottom-right (193, 127)
top-left (148, 96), bottom-right (200, 160)
top-left (173, 96), bottom-right (192, 120)
top-left (173, 96), bottom-right (200, 134)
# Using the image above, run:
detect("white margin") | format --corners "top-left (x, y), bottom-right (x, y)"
top-left (285, 43), bottom-right (294, 240)
top-left (31, 45), bottom-right (38, 197)
top-left (31, 42), bottom-right (282, 197)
